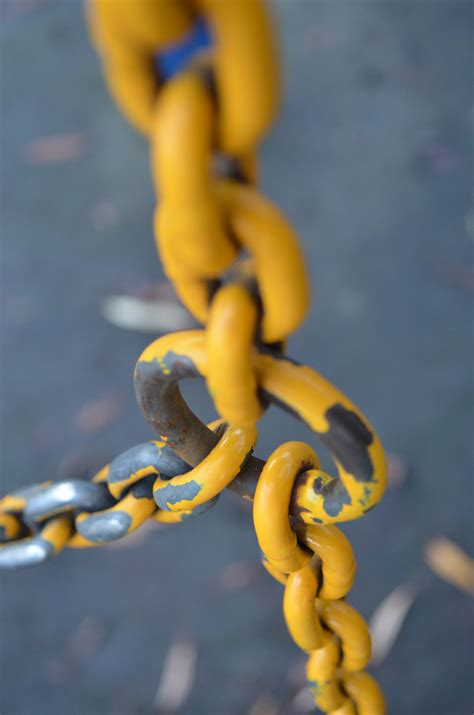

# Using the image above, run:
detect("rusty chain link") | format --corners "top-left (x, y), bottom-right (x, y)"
top-left (1, 2), bottom-right (388, 713)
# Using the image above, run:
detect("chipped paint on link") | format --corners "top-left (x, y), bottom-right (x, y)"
top-left (105, 440), bottom-right (190, 499)
top-left (75, 477), bottom-right (156, 543)
top-left (0, 515), bottom-right (72, 568)
top-left (153, 420), bottom-right (257, 512)
top-left (135, 331), bottom-right (387, 524)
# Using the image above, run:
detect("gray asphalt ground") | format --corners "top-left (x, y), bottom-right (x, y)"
top-left (1, 1), bottom-right (473, 714)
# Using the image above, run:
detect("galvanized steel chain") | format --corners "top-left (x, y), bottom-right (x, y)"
top-left (0, 2), bottom-right (388, 713)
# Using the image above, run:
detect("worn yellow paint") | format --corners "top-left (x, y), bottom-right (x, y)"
top-left (259, 355), bottom-right (387, 524)
top-left (75, 492), bottom-right (156, 540)
top-left (42, 515), bottom-right (73, 553)
top-left (0, 495), bottom-right (27, 512)
top-left (153, 420), bottom-right (257, 511)
top-left (135, 331), bottom-right (386, 710)
top-left (154, 509), bottom-right (188, 525)
top-left (67, 533), bottom-right (99, 549)
top-left (107, 465), bottom-right (159, 500)
top-left (92, 465), bottom-right (110, 483)
top-left (0, 481), bottom-right (53, 512)
top-left (138, 330), bottom-right (387, 525)
top-left (306, 631), bottom-right (344, 712)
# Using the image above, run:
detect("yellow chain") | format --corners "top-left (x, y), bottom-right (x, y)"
top-left (90, 1), bottom-right (386, 712)
top-left (0, 2), bottom-right (388, 712)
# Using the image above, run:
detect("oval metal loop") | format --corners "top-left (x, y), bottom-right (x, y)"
top-left (192, 0), bottom-right (280, 155)
top-left (22, 480), bottom-right (116, 523)
top-left (301, 524), bottom-right (356, 600)
top-left (216, 180), bottom-right (310, 343)
top-left (329, 698), bottom-right (357, 715)
top-left (260, 526), bottom-right (355, 605)
top-left (206, 281), bottom-right (262, 427)
top-left (317, 600), bottom-right (372, 673)
top-left (341, 671), bottom-right (386, 715)
top-left (87, 0), bottom-right (194, 135)
top-left (74, 476), bottom-right (157, 545)
top-left (160, 181), bottom-right (310, 344)
top-left (134, 330), bottom-right (387, 524)
top-left (70, 476), bottom-right (218, 548)
top-left (0, 437), bottom-right (218, 559)
top-left (152, 500), bottom-right (216, 525)
top-left (283, 560), bottom-right (324, 652)
top-left (152, 71), bottom-right (239, 279)
top-left (0, 515), bottom-right (72, 569)
top-left (70, 439), bottom-right (213, 546)
top-left (153, 419), bottom-right (257, 512)
top-left (89, 0), bottom-right (279, 146)
top-left (254, 442), bottom-right (317, 573)
top-left (104, 440), bottom-right (191, 499)
top-left (306, 633), bottom-right (345, 712)
top-left (0, 482), bottom-right (54, 514)
top-left (0, 512), bottom-right (25, 542)
top-left (260, 524), bottom-right (356, 601)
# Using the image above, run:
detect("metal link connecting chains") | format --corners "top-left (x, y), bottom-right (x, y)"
top-left (0, 2), bottom-right (387, 713)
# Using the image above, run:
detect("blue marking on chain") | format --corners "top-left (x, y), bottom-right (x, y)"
top-left (155, 19), bottom-right (212, 81)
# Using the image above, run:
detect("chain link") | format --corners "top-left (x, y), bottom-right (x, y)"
top-left (0, 440), bottom-right (216, 566)
top-left (1, 2), bottom-right (388, 712)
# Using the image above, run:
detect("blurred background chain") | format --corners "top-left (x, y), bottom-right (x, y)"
top-left (0, 2), bottom-right (390, 713)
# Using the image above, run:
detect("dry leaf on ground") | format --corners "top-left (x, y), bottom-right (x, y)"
top-left (102, 294), bottom-right (193, 334)
top-left (74, 394), bottom-right (122, 434)
top-left (216, 561), bottom-right (260, 592)
top-left (424, 536), bottom-right (474, 596)
top-left (90, 199), bottom-right (119, 230)
top-left (442, 265), bottom-right (474, 294)
top-left (425, 142), bottom-right (461, 173)
top-left (47, 616), bottom-right (107, 682)
top-left (369, 583), bottom-right (418, 666)
top-left (286, 658), bottom-right (307, 689)
top-left (5, 0), bottom-right (48, 16)
top-left (24, 132), bottom-right (86, 164)
top-left (387, 452), bottom-right (409, 489)
top-left (291, 686), bottom-right (314, 713)
top-left (154, 636), bottom-right (197, 713)
top-left (247, 695), bottom-right (280, 715)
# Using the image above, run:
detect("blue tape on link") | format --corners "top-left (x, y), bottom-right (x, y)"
top-left (155, 19), bottom-right (212, 81)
